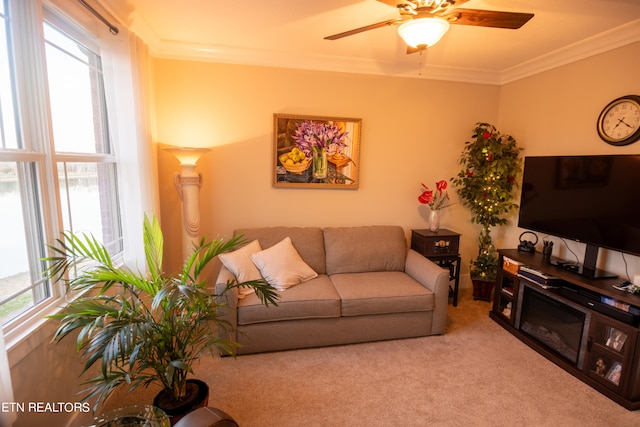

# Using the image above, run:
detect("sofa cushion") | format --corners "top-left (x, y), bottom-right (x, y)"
top-left (237, 275), bottom-right (340, 325)
top-left (218, 239), bottom-right (263, 297)
top-left (250, 237), bottom-right (318, 291)
top-left (323, 226), bottom-right (407, 275)
top-left (330, 271), bottom-right (434, 316)
top-left (235, 227), bottom-right (326, 274)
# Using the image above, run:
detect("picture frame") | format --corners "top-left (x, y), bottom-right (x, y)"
top-left (273, 113), bottom-right (362, 189)
top-left (606, 361), bottom-right (622, 385)
top-left (605, 327), bottom-right (628, 353)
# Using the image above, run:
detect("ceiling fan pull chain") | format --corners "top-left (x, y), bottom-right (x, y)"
top-left (419, 49), bottom-right (425, 76)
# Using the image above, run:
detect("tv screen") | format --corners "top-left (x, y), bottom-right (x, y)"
top-left (518, 155), bottom-right (640, 259)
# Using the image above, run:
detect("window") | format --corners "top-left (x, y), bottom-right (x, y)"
top-left (0, 1), bottom-right (122, 326)
top-left (0, 161), bottom-right (48, 324)
top-left (44, 21), bottom-right (122, 251)
top-left (0, 1), bottom-right (17, 150)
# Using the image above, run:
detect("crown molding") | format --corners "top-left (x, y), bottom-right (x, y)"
top-left (499, 19), bottom-right (640, 84)
top-left (148, 39), bottom-right (503, 85)
top-left (129, 10), bottom-right (639, 86)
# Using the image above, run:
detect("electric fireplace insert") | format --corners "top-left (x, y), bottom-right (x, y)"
top-left (518, 283), bottom-right (590, 367)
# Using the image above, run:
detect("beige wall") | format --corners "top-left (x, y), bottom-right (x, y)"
top-left (154, 60), bottom-right (500, 276)
top-left (153, 41), bottom-right (640, 283)
top-left (498, 41), bottom-right (640, 278)
top-left (10, 321), bottom-right (93, 427)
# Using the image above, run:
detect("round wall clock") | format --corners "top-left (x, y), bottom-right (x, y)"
top-left (596, 95), bottom-right (640, 146)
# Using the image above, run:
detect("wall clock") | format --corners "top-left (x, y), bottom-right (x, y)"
top-left (596, 95), bottom-right (640, 146)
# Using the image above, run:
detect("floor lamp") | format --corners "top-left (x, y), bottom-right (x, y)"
top-left (165, 147), bottom-right (211, 260)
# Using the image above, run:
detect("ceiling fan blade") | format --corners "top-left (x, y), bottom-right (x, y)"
top-left (377, 0), bottom-right (405, 6)
top-left (448, 9), bottom-right (534, 29)
top-left (445, 0), bottom-right (470, 8)
top-left (324, 18), bottom-right (403, 40)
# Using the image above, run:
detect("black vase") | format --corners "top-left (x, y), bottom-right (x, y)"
top-left (153, 379), bottom-right (209, 426)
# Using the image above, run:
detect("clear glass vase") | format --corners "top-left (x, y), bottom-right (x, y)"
top-left (429, 209), bottom-right (440, 232)
top-left (91, 405), bottom-right (170, 427)
top-left (312, 146), bottom-right (328, 179)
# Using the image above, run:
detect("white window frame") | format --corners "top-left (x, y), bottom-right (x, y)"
top-left (0, 0), bottom-right (61, 349)
top-left (0, 0), bottom-right (155, 359)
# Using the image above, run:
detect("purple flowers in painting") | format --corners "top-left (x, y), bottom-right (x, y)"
top-left (292, 120), bottom-right (348, 156)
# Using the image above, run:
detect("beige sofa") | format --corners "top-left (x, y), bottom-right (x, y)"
top-left (215, 226), bottom-right (450, 355)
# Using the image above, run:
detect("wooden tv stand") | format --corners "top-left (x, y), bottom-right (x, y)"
top-left (491, 249), bottom-right (640, 410)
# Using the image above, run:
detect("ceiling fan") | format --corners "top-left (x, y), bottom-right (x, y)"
top-left (324, 0), bottom-right (534, 53)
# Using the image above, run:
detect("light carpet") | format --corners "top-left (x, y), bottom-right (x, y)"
top-left (106, 289), bottom-right (640, 426)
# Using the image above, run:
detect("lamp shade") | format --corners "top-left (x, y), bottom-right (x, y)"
top-left (164, 147), bottom-right (211, 165)
top-left (397, 17), bottom-right (450, 49)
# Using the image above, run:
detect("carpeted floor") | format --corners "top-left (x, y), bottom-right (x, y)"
top-left (106, 289), bottom-right (640, 426)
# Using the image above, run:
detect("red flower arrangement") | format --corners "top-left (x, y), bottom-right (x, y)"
top-left (418, 180), bottom-right (453, 210)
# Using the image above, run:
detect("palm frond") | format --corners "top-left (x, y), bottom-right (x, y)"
top-left (143, 215), bottom-right (164, 283)
top-left (188, 234), bottom-right (247, 281)
top-left (45, 215), bottom-right (278, 409)
top-left (224, 279), bottom-right (279, 307)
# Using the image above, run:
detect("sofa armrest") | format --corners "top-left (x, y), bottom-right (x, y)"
top-left (214, 266), bottom-right (239, 344)
top-left (404, 249), bottom-right (450, 334)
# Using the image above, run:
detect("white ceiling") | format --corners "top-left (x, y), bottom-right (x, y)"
top-left (100, 0), bottom-right (640, 84)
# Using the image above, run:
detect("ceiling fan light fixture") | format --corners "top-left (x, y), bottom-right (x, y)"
top-left (397, 17), bottom-right (450, 49)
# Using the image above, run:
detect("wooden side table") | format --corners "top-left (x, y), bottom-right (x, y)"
top-left (410, 229), bottom-right (461, 307)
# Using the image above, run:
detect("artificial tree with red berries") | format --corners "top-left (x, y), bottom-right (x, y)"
top-left (452, 123), bottom-right (522, 292)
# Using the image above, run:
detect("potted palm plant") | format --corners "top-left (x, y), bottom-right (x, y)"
top-left (452, 122), bottom-right (522, 300)
top-left (44, 215), bottom-right (278, 424)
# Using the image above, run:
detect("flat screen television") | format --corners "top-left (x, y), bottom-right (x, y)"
top-left (518, 155), bottom-right (640, 279)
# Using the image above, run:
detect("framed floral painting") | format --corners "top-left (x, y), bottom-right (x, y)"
top-left (273, 113), bottom-right (362, 189)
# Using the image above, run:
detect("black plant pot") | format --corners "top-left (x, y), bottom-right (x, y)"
top-left (153, 379), bottom-right (209, 426)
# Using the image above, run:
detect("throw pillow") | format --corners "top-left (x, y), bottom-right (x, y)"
top-left (250, 237), bottom-right (318, 291)
top-left (219, 239), bottom-right (263, 297)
